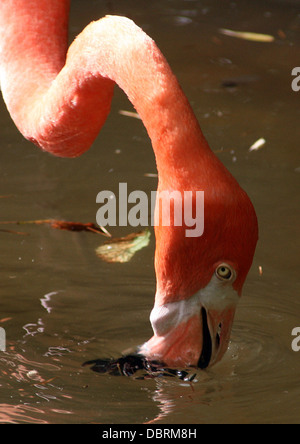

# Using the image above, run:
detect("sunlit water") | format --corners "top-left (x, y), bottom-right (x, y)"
top-left (0, 0), bottom-right (299, 424)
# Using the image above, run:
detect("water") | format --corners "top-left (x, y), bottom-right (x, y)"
top-left (0, 0), bottom-right (299, 424)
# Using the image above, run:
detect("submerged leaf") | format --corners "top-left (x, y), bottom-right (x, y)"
top-left (96, 229), bottom-right (151, 263)
top-left (221, 74), bottom-right (260, 88)
top-left (220, 28), bottom-right (274, 42)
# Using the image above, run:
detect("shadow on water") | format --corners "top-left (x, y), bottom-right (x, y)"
top-left (0, 0), bottom-right (300, 423)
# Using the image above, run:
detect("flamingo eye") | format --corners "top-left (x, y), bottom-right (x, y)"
top-left (216, 264), bottom-right (234, 281)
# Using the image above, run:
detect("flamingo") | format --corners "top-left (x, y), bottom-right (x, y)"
top-left (0, 0), bottom-right (258, 374)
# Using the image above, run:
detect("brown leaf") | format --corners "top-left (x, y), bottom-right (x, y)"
top-left (47, 220), bottom-right (111, 236)
top-left (0, 317), bottom-right (12, 323)
top-left (0, 219), bottom-right (111, 237)
top-left (0, 229), bottom-right (28, 235)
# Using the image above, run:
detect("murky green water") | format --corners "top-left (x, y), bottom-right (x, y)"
top-left (0, 0), bottom-right (299, 424)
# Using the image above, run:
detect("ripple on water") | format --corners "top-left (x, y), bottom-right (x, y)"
top-left (210, 314), bottom-right (299, 402)
top-left (0, 349), bottom-right (64, 422)
top-left (0, 404), bottom-right (48, 424)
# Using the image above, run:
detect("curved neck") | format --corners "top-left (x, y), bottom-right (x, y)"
top-left (0, 1), bottom-right (258, 312)
top-left (0, 0), bottom-right (70, 108)
top-left (0, 0), bottom-right (213, 180)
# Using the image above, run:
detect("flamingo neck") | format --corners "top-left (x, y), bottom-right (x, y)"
top-left (0, 0), bottom-right (248, 303)
top-left (0, 0), bottom-right (212, 182)
top-left (0, 1), bottom-right (70, 114)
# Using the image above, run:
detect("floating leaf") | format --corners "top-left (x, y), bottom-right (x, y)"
top-left (0, 228), bottom-right (28, 235)
top-left (144, 173), bottom-right (158, 178)
top-left (44, 220), bottom-right (111, 236)
top-left (0, 317), bottom-right (12, 323)
top-left (0, 219), bottom-right (111, 237)
top-left (220, 28), bottom-right (274, 43)
top-left (96, 229), bottom-right (151, 263)
top-left (249, 138), bottom-right (266, 152)
top-left (119, 110), bottom-right (141, 119)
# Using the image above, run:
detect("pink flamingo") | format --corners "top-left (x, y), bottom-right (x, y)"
top-left (0, 0), bottom-right (258, 374)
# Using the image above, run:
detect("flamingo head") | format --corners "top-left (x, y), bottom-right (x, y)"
top-left (140, 167), bottom-right (258, 370)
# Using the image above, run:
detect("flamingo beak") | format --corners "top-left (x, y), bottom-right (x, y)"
top-left (141, 296), bottom-right (236, 370)
top-left (199, 306), bottom-right (235, 369)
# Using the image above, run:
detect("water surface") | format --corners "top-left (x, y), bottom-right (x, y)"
top-left (0, 0), bottom-right (299, 424)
